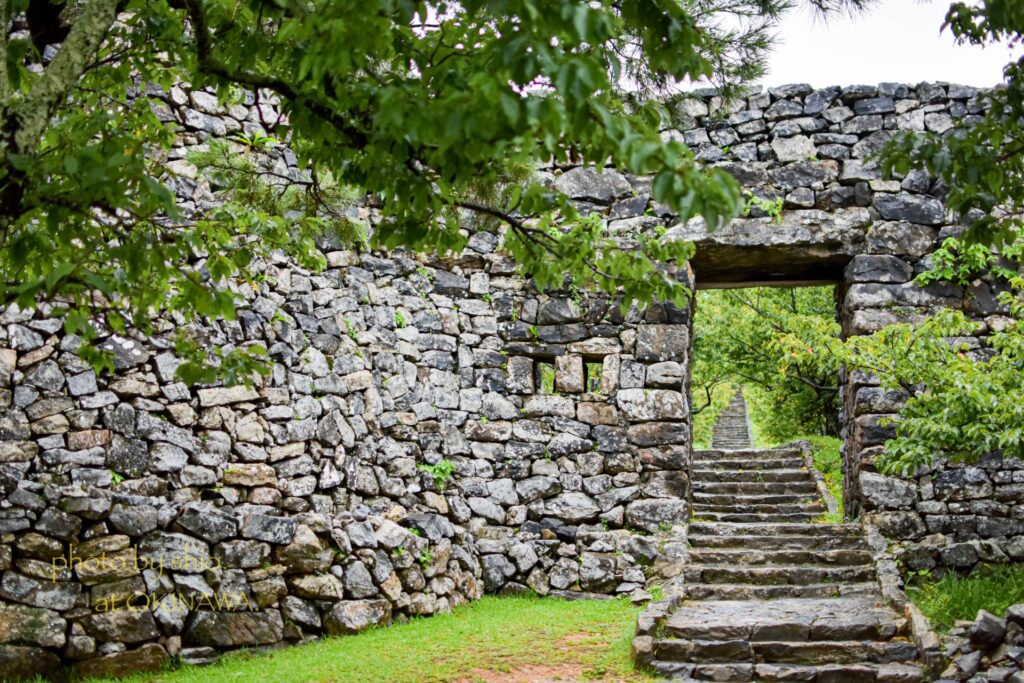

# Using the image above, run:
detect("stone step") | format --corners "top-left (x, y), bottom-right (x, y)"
top-left (693, 503), bottom-right (825, 515)
top-left (695, 448), bottom-right (803, 461)
top-left (692, 512), bottom-right (826, 523)
top-left (693, 458), bottom-right (807, 470)
top-left (689, 534), bottom-right (869, 551)
top-left (684, 564), bottom-right (877, 586)
top-left (692, 469), bottom-right (812, 483)
top-left (664, 599), bottom-right (908, 642)
top-left (689, 522), bottom-right (863, 537)
top-left (653, 639), bottom-right (919, 665)
top-left (688, 549), bottom-right (875, 567)
top-left (693, 493), bottom-right (823, 506)
top-left (692, 481), bottom-right (820, 495)
top-left (649, 661), bottom-right (924, 682)
top-left (683, 582), bottom-right (881, 601)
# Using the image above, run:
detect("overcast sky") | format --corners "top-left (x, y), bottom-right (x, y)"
top-left (761, 1), bottom-right (1015, 87)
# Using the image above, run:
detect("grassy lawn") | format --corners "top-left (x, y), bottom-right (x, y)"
top-left (907, 563), bottom-right (1024, 632)
top-left (84, 595), bottom-right (652, 683)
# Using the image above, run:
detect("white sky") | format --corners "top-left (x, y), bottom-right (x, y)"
top-left (762, 1), bottom-right (1016, 87)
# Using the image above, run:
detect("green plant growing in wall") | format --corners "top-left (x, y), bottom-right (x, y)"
top-left (741, 191), bottom-right (784, 223)
top-left (417, 459), bottom-right (457, 492)
top-left (394, 310), bottom-right (408, 328)
top-left (343, 318), bottom-right (359, 342)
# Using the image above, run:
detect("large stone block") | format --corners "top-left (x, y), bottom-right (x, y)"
top-left (185, 610), bottom-right (284, 647)
top-left (934, 467), bottom-right (994, 501)
top-left (863, 511), bottom-right (927, 539)
top-left (543, 492), bottom-right (601, 522)
top-left (555, 355), bottom-right (584, 393)
top-left (0, 604), bottom-right (66, 648)
top-left (874, 193), bottom-right (946, 225)
top-left (505, 356), bottom-right (534, 394)
top-left (324, 600), bottom-right (392, 635)
top-left (844, 255), bottom-right (913, 283)
top-left (625, 498), bottom-right (688, 532)
top-left (859, 472), bottom-right (917, 511)
top-left (0, 645), bottom-right (61, 681)
top-left (553, 166), bottom-right (632, 203)
top-left (197, 385), bottom-right (260, 407)
top-left (616, 389), bottom-right (687, 422)
top-left (628, 422), bottom-right (690, 446)
top-left (83, 609), bottom-right (161, 644)
top-left (636, 325), bottom-right (689, 362)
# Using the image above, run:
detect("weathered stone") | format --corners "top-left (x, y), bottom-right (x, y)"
top-left (0, 571), bottom-right (80, 610)
top-left (224, 463), bottom-right (278, 487)
top-left (844, 254), bottom-right (913, 283)
top-left (553, 166), bottom-right (632, 203)
top-left (185, 610), bottom-right (284, 647)
top-left (324, 600), bottom-right (392, 635)
top-left (240, 513), bottom-right (297, 544)
top-left (481, 554), bottom-right (516, 592)
top-left (934, 467), bottom-right (993, 501)
top-left (506, 356), bottom-right (534, 394)
top-left (177, 503), bottom-right (237, 543)
top-left (0, 644), bottom-right (62, 680)
top-left (859, 472), bottom-right (917, 511)
top-left (129, 532), bottom-right (205, 577)
top-left (628, 422), bottom-right (689, 446)
top-left (0, 604), bottom-right (66, 647)
top-left (275, 524), bottom-right (332, 573)
top-left (624, 498), bottom-right (687, 532)
top-left (544, 492), bottom-right (600, 522)
top-left (874, 193), bottom-right (945, 225)
top-left (515, 476), bottom-right (562, 503)
top-left (554, 355), bottom-right (584, 393)
top-left (83, 609), bottom-right (161, 643)
top-left (770, 135), bottom-right (816, 162)
top-left (197, 385), bottom-right (261, 407)
top-left (636, 325), bottom-right (689, 362)
top-left (616, 389), bottom-right (687, 421)
top-left (405, 513), bottom-right (455, 543)
top-left (970, 609), bottom-right (1007, 650)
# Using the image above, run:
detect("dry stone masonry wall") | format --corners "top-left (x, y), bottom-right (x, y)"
top-left (667, 81), bottom-right (1022, 580)
top-left (0, 80), bottom-right (1018, 680)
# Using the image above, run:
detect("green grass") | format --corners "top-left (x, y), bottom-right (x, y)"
top-left (801, 435), bottom-right (844, 524)
top-left (907, 563), bottom-right (1024, 632)
top-left (83, 596), bottom-right (652, 683)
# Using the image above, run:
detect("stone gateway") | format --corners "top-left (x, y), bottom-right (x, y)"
top-left (0, 81), bottom-right (1015, 679)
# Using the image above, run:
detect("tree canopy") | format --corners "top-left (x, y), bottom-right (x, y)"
top-left (0, 0), bottom-right (868, 377)
top-left (691, 285), bottom-right (841, 446)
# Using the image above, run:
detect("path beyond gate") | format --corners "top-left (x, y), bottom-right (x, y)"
top-left (633, 394), bottom-right (924, 681)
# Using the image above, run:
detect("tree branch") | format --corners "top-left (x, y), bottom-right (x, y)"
top-left (182, 0), bottom-right (368, 149)
top-left (4, 0), bottom-right (119, 155)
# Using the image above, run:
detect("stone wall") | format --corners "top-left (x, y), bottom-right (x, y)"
top-left (664, 81), bottom-right (1020, 577)
top-left (0, 85), bottom-right (696, 679)
top-left (0, 79), bottom-right (1018, 679)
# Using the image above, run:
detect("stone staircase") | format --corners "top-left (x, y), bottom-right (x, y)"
top-left (711, 390), bottom-right (752, 450)
top-left (645, 444), bottom-right (924, 681)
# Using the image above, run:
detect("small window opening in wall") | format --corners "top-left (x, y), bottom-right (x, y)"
top-left (535, 362), bottom-right (556, 395)
top-left (585, 362), bottom-right (603, 393)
